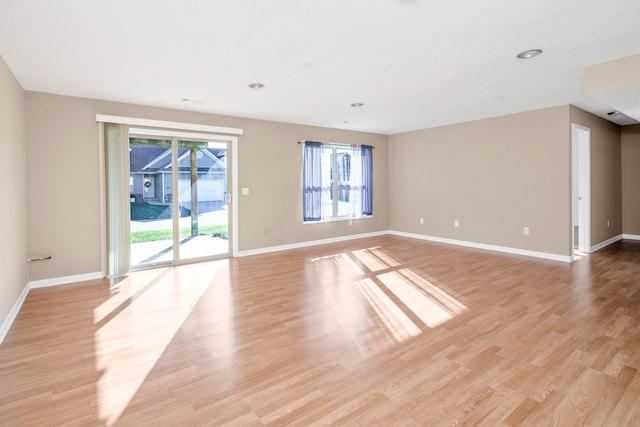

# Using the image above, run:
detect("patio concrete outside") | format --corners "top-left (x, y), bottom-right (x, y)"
top-left (130, 206), bottom-right (229, 265)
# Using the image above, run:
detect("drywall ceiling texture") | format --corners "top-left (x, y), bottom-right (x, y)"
top-left (389, 106), bottom-right (572, 257)
top-left (0, 56), bottom-right (27, 328)
top-left (24, 92), bottom-right (388, 281)
top-left (1, 0), bottom-right (640, 133)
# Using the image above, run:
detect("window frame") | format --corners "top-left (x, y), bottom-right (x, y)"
top-left (302, 141), bottom-right (373, 224)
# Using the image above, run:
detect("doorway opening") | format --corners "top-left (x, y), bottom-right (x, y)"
top-left (572, 124), bottom-right (590, 255)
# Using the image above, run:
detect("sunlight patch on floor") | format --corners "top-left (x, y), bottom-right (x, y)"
top-left (312, 246), bottom-right (469, 348)
top-left (357, 277), bottom-right (422, 341)
top-left (379, 268), bottom-right (468, 328)
top-left (351, 246), bottom-right (400, 272)
top-left (93, 262), bottom-right (221, 426)
top-left (311, 252), bottom-right (364, 276)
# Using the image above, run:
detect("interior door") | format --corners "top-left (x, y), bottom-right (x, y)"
top-left (572, 124), bottom-right (591, 254)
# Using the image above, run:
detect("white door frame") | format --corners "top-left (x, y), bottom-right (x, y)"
top-left (99, 116), bottom-right (242, 277)
top-left (130, 128), bottom-right (239, 259)
top-left (572, 124), bottom-right (591, 254)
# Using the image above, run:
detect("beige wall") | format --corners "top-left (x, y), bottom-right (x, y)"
top-left (0, 56), bottom-right (27, 328)
top-left (585, 54), bottom-right (640, 92)
top-left (238, 119), bottom-right (388, 250)
top-left (570, 106), bottom-right (622, 246)
top-left (25, 92), bottom-right (388, 281)
top-left (389, 106), bottom-right (572, 256)
top-left (622, 124), bottom-right (640, 235)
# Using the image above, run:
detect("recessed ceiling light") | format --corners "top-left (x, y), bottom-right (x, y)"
top-left (516, 49), bottom-right (542, 59)
top-left (351, 102), bottom-right (364, 108)
top-left (248, 82), bottom-right (265, 89)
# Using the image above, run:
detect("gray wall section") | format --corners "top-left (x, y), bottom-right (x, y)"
top-left (2, 73), bottom-right (635, 333)
top-left (622, 124), bottom-right (640, 235)
top-left (0, 56), bottom-right (28, 329)
top-left (27, 93), bottom-right (628, 287)
top-left (20, 92), bottom-right (634, 284)
top-left (389, 105), bottom-right (572, 257)
top-left (24, 91), bottom-right (389, 281)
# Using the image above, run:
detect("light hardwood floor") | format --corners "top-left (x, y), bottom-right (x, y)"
top-left (2, 235), bottom-right (640, 426)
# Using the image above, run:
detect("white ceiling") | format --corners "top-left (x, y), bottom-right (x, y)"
top-left (1, 0), bottom-right (639, 134)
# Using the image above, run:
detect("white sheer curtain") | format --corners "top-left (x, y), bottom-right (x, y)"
top-left (345, 145), bottom-right (363, 218)
top-left (303, 141), bottom-right (372, 222)
top-left (319, 144), bottom-right (333, 220)
top-left (104, 123), bottom-right (130, 277)
top-left (361, 145), bottom-right (373, 216)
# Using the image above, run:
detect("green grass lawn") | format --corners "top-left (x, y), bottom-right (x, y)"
top-left (131, 225), bottom-right (228, 243)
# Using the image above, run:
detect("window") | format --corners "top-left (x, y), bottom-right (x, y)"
top-left (303, 141), bottom-right (373, 222)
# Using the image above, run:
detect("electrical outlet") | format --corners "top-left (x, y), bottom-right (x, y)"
top-left (349, 220), bottom-right (353, 226)
top-left (523, 227), bottom-right (529, 235)
top-left (454, 220), bottom-right (459, 228)
top-left (420, 218), bottom-right (424, 224)
top-left (264, 229), bottom-right (269, 236)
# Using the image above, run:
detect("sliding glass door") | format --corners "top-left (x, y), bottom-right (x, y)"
top-left (129, 136), bottom-right (230, 268)
top-left (176, 139), bottom-right (229, 261)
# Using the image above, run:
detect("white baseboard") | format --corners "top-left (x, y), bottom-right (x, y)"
top-left (239, 230), bottom-right (573, 262)
top-left (623, 234), bottom-right (640, 241)
top-left (590, 234), bottom-right (623, 253)
top-left (389, 231), bottom-right (573, 263)
top-left (0, 283), bottom-right (30, 345)
top-left (238, 231), bottom-right (389, 257)
top-left (28, 271), bottom-right (105, 289)
top-left (1, 271), bottom-right (106, 345)
top-left (7, 228), bottom-right (621, 345)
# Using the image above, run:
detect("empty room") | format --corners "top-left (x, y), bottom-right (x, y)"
top-left (2, 1), bottom-right (640, 425)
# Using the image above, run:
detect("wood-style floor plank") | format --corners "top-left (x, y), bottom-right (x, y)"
top-left (1, 235), bottom-right (640, 426)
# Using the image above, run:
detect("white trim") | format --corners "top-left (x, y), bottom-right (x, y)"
top-left (96, 114), bottom-right (244, 136)
top-left (103, 125), bottom-right (239, 266)
top-left (28, 272), bottom-right (105, 289)
top-left (238, 231), bottom-right (389, 257)
top-left (590, 234), bottom-right (623, 252)
top-left (572, 124), bottom-right (591, 254)
top-left (0, 284), bottom-right (29, 345)
top-left (231, 137), bottom-right (239, 257)
top-left (1, 272), bottom-right (105, 345)
top-left (98, 122), bottom-right (107, 277)
top-left (238, 230), bottom-right (573, 262)
top-left (623, 234), bottom-right (640, 241)
top-left (128, 127), bottom-right (238, 257)
top-left (389, 231), bottom-right (573, 263)
top-left (129, 127), bottom-right (238, 141)
top-left (1, 227), bottom-right (594, 344)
